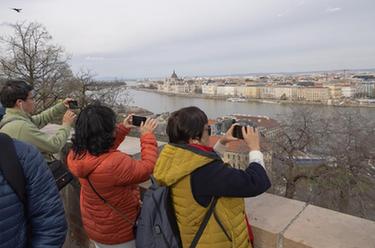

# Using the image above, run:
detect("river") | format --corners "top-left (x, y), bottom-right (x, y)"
top-left (121, 88), bottom-right (375, 120)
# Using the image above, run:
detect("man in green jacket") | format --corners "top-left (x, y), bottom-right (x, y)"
top-left (0, 80), bottom-right (76, 162)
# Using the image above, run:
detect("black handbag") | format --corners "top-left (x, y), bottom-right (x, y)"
top-left (48, 160), bottom-right (73, 190)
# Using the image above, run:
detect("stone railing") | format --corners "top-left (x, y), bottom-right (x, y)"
top-left (62, 184), bottom-right (375, 248)
top-left (246, 193), bottom-right (375, 248)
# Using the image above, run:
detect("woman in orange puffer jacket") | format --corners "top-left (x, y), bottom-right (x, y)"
top-left (67, 104), bottom-right (158, 248)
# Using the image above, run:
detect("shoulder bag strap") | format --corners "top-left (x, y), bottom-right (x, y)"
top-left (0, 133), bottom-right (26, 206)
top-left (189, 197), bottom-right (218, 248)
top-left (86, 176), bottom-right (135, 225)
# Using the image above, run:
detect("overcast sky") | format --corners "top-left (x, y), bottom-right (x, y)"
top-left (1, 0), bottom-right (374, 79)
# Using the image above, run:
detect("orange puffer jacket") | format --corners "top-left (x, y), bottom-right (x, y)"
top-left (67, 125), bottom-right (158, 244)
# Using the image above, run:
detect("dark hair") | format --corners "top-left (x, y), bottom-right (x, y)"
top-left (71, 104), bottom-right (117, 157)
top-left (0, 80), bottom-right (33, 108)
top-left (166, 106), bottom-right (208, 144)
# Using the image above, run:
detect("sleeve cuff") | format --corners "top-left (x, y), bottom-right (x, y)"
top-left (117, 124), bottom-right (131, 135)
top-left (249, 150), bottom-right (265, 169)
top-left (213, 140), bottom-right (226, 156)
top-left (62, 123), bottom-right (72, 129)
top-left (56, 102), bottom-right (67, 112)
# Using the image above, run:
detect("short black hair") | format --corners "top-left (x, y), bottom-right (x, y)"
top-left (0, 80), bottom-right (33, 108)
top-left (71, 104), bottom-right (117, 157)
top-left (167, 106), bottom-right (208, 144)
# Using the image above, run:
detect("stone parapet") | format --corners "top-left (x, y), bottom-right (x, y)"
top-left (246, 193), bottom-right (375, 248)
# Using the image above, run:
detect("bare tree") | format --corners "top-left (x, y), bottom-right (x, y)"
top-left (270, 107), bottom-right (327, 198)
top-left (62, 69), bottom-right (97, 108)
top-left (270, 107), bottom-right (375, 220)
top-left (0, 22), bottom-right (73, 110)
top-left (311, 110), bottom-right (375, 218)
top-left (64, 69), bottom-right (132, 111)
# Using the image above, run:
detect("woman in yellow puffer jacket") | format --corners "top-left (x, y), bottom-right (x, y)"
top-left (153, 106), bottom-right (271, 248)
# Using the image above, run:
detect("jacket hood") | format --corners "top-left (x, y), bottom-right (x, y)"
top-left (153, 144), bottom-right (219, 186)
top-left (67, 151), bottom-right (113, 178)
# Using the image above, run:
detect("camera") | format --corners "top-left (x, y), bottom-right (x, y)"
top-left (68, 100), bottom-right (79, 109)
top-left (232, 125), bottom-right (246, 139)
top-left (132, 115), bottom-right (147, 126)
top-left (209, 118), bottom-right (264, 139)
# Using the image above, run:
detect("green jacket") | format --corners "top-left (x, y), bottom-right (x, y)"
top-left (0, 102), bottom-right (71, 162)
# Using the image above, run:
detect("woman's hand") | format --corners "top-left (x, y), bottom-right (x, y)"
top-left (122, 114), bottom-right (133, 129)
top-left (219, 124), bottom-right (238, 145)
top-left (140, 118), bottom-right (158, 135)
top-left (242, 126), bottom-right (260, 151)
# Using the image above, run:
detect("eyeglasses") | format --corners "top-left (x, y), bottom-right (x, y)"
top-left (205, 125), bottom-right (212, 136)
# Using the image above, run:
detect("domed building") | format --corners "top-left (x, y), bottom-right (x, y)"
top-left (158, 70), bottom-right (184, 92)
top-left (170, 70), bottom-right (178, 80)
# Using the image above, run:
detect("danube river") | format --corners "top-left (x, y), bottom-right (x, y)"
top-left (123, 89), bottom-right (375, 119)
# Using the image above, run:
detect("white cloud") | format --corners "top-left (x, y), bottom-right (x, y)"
top-left (85, 56), bottom-right (106, 61)
top-left (326, 7), bottom-right (342, 13)
top-left (0, 0), bottom-right (374, 78)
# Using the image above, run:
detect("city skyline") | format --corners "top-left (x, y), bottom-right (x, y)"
top-left (1, 0), bottom-right (374, 79)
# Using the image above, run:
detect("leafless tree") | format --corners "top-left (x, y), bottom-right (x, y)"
top-left (270, 107), bottom-right (375, 220)
top-left (311, 109), bottom-right (375, 218)
top-left (64, 69), bottom-right (132, 111)
top-left (0, 22), bottom-right (73, 110)
top-left (269, 107), bottom-right (327, 198)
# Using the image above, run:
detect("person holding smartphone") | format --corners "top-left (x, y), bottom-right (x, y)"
top-left (67, 104), bottom-right (158, 248)
top-left (0, 80), bottom-right (77, 162)
top-left (153, 106), bottom-right (270, 248)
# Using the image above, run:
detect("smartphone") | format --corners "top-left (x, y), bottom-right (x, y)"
top-left (132, 115), bottom-right (147, 126)
top-left (232, 125), bottom-right (246, 139)
top-left (233, 124), bottom-right (265, 139)
top-left (68, 100), bottom-right (79, 109)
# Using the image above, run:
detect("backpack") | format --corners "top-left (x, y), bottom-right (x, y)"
top-left (0, 133), bottom-right (31, 243)
top-left (135, 176), bottom-right (220, 248)
top-left (0, 118), bottom-right (73, 191)
top-left (0, 133), bottom-right (27, 207)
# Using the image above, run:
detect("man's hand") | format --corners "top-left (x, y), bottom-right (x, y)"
top-left (63, 98), bottom-right (74, 108)
top-left (219, 124), bottom-right (238, 145)
top-left (140, 118), bottom-right (158, 136)
top-left (62, 110), bottom-right (76, 126)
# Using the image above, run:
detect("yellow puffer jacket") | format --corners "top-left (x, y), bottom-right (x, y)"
top-left (153, 144), bottom-right (252, 248)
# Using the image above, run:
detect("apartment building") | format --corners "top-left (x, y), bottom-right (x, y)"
top-left (273, 87), bottom-right (294, 99)
top-left (236, 86), bottom-right (261, 98)
top-left (202, 83), bottom-right (217, 95)
top-left (291, 87), bottom-right (330, 101)
top-left (216, 85), bottom-right (237, 96)
top-left (325, 85), bottom-right (343, 99)
top-left (341, 86), bottom-right (356, 98)
top-left (303, 87), bottom-right (329, 101)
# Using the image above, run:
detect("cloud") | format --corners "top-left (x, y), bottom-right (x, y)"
top-left (85, 56), bottom-right (106, 61)
top-left (0, 0), bottom-right (374, 78)
top-left (326, 7), bottom-right (342, 13)
top-left (277, 12), bottom-right (287, 17)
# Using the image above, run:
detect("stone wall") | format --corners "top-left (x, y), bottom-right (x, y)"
top-left (246, 193), bottom-right (375, 248)
top-left (61, 180), bottom-right (93, 248)
top-left (61, 184), bottom-right (375, 248)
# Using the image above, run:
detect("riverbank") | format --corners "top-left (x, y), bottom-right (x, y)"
top-left (132, 87), bottom-right (375, 108)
